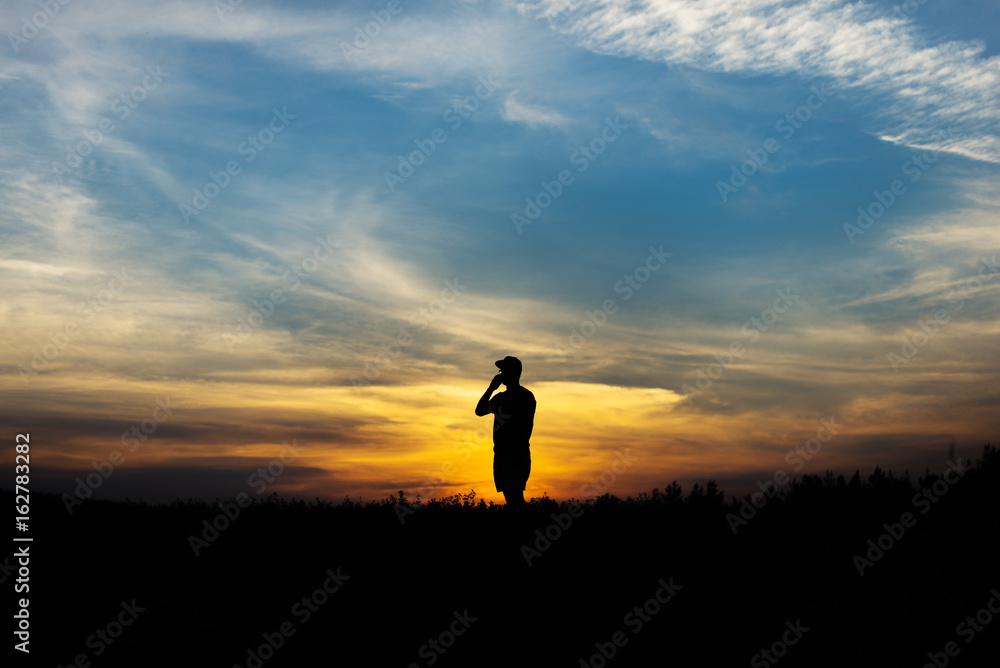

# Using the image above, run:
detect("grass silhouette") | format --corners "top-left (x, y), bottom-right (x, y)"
top-left (11, 444), bottom-right (998, 667)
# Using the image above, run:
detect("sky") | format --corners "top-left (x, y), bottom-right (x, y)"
top-left (2, 0), bottom-right (998, 506)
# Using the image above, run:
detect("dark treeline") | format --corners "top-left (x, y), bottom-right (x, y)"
top-left (10, 444), bottom-right (999, 667)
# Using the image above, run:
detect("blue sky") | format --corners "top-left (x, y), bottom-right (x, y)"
top-left (2, 0), bottom-right (998, 503)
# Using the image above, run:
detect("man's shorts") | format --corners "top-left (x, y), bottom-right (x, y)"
top-left (493, 447), bottom-right (531, 493)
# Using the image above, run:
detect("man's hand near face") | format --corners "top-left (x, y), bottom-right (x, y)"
top-left (488, 373), bottom-right (503, 392)
top-left (477, 373), bottom-right (504, 416)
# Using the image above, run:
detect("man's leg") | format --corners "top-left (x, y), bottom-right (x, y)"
top-left (502, 489), bottom-right (525, 511)
top-left (504, 450), bottom-right (528, 512)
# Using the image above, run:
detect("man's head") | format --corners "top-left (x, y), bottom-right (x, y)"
top-left (495, 356), bottom-right (522, 386)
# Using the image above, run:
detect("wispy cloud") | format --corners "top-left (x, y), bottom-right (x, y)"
top-left (501, 90), bottom-right (568, 128)
top-left (1, 0), bottom-right (997, 504)
top-left (520, 0), bottom-right (1000, 163)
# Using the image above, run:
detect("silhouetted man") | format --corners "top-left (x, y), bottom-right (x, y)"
top-left (475, 356), bottom-right (535, 511)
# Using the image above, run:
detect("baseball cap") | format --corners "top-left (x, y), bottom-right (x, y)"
top-left (495, 356), bottom-right (522, 373)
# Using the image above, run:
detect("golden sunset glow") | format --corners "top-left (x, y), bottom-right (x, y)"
top-left (2, 0), bottom-right (998, 510)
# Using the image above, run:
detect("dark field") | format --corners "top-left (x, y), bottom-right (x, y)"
top-left (8, 444), bottom-right (999, 667)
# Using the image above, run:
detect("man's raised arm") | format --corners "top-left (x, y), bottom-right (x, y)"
top-left (475, 374), bottom-right (503, 416)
